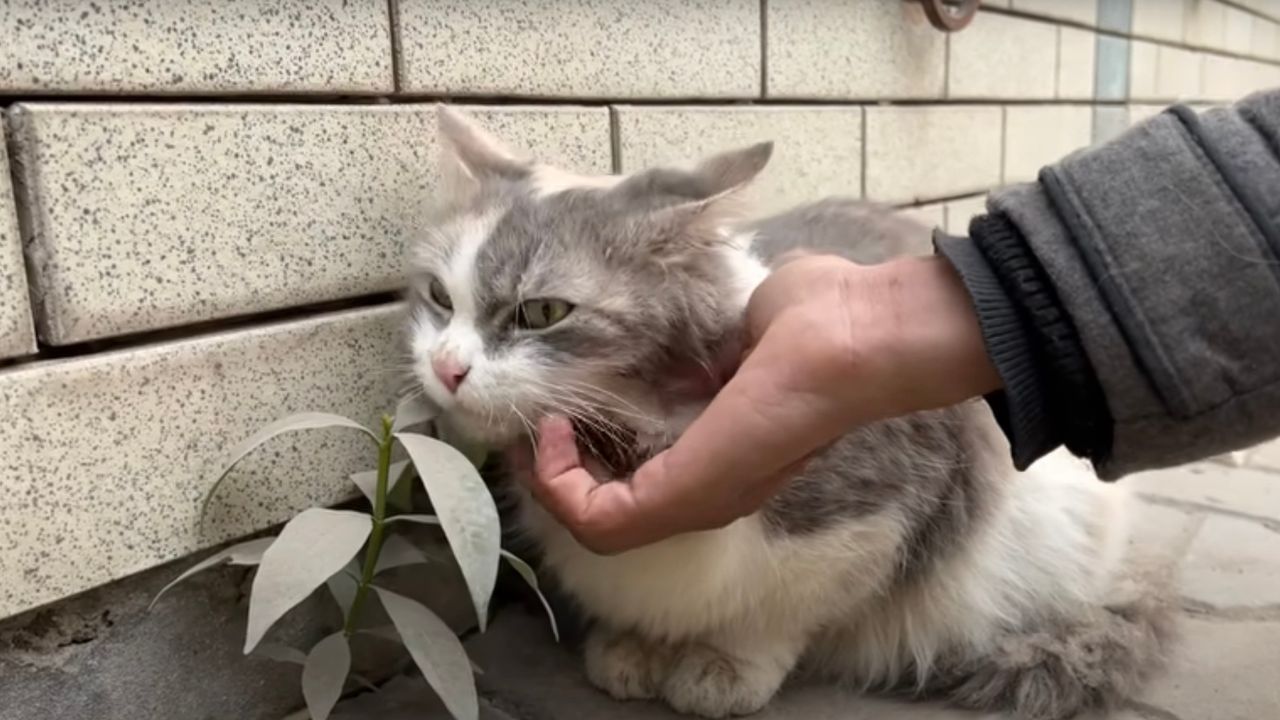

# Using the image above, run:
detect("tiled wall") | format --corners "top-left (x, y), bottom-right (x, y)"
top-left (1, 0), bottom-right (1276, 619)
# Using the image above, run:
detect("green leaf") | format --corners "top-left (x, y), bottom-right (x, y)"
top-left (358, 625), bottom-right (403, 643)
top-left (395, 433), bottom-right (500, 633)
top-left (392, 395), bottom-right (438, 432)
top-left (325, 560), bottom-right (360, 621)
top-left (244, 508), bottom-right (372, 653)
top-left (386, 513), bottom-right (440, 527)
top-left (149, 537), bottom-right (274, 610)
top-left (387, 461), bottom-right (419, 514)
top-left (359, 626), bottom-right (485, 675)
top-left (349, 672), bottom-right (379, 692)
top-left (350, 459), bottom-right (411, 505)
top-left (302, 632), bottom-right (351, 720)
top-left (501, 550), bottom-right (560, 642)
top-left (255, 642), bottom-right (307, 665)
top-left (374, 534), bottom-right (428, 575)
top-left (202, 412), bottom-right (378, 520)
top-left (374, 587), bottom-right (478, 720)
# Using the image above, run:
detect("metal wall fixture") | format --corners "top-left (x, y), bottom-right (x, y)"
top-left (910, 0), bottom-right (980, 32)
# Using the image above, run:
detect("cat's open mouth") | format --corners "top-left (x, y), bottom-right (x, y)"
top-left (569, 417), bottom-right (649, 479)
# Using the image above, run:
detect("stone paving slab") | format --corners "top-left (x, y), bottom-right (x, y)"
top-left (1137, 618), bottom-right (1280, 720)
top-left (1181, 515), bottom-right (1280, 608)
top-left (1123, 461), bottom-right (1280, 526)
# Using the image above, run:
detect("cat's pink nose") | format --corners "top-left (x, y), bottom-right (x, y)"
top-left (432, 356), bottom-right (470, 394)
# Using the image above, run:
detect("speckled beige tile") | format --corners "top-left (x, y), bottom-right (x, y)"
top-left (1155, 46), bottom-right (1205, 100)
top-left (1128, 103), bottom-right (1171, 126)
top-left (1058, 27), bottom-right (1098, 99)
top-left (898, 203), bottom-right (947, 233)
top-left (948, 12), bottom-right (1058, 99)
top-left (1129, 40), bottom-right (1160, 100)
top-left (0, 0), bottom-right (391, 94)
top-left (864, 106), bottom-right (1003, 204)
top-left (614, 105), bottom-right (863, 215)
top-left (1225, 6), bottom-right (1256, 52)
top-left (396, 0), bottom-right (759, 98)
top-left (1133, 0), bottom-right (1189, 43)
top-left (1003, 105), bottom-right (1094, 183)
top-left (766, 0), bottom-right (945, 99)
top-left (0, 303), bottom-right (403, 618)
top-left (0, 120), bottom-right (37, 360)
top-left (1185, 0), bottom-right (1228, 50)
top-left (1234, 0), bottom-right (1280, 23)
top-left (1202, 54), bottom-right (1280, 101)
top-left (944, 195), bottom-right (989, 235)
top-left (1253, 18), bottom-right (1280, 60)
top-left (9, 104), bottom-right (610, 344)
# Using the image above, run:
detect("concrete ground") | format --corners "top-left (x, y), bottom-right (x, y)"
top-left (327, 446), bottom-right (1280, 720)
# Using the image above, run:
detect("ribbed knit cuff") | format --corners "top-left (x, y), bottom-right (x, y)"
top-left (933, 229), bottom-right (1057, 470)
top-left (968, 212), bottom-right (1114, 465)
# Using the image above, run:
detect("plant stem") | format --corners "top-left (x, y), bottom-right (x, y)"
top-left (344, 414), bottom-right (394, 636)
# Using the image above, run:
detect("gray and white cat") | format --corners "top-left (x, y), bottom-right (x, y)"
top-left (405, 107), bottom-right (1173, 720)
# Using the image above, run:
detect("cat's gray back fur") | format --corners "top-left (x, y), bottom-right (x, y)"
top-left (745, 197), bottom-right (933, 266)
top-left (764, 404), bottom-right (1002, 582)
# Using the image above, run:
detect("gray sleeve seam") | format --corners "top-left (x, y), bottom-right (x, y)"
top-left (1120, 366), bottom-right (1280, 425)
top-left (1239, 106), bottom-right (1280, 165)
top-left (1170, 105), bottom-right (1280, 271)
top-left (1039, 166), bottom-right (1195, 417)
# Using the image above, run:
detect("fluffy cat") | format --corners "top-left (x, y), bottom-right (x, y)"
top-left (405, 106), bottom-right (1174, 720)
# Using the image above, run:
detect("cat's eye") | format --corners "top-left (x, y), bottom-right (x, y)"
top-left (515, 299), bottom-right (574, 330)
top-left (427, 277), bottom-right (452, 311)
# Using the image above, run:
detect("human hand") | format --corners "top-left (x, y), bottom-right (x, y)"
top-left (524, 254), bottom-right (1002, 554)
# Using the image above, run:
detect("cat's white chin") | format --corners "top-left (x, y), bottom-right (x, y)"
top-left (439, 404), bottom-right (528, 446)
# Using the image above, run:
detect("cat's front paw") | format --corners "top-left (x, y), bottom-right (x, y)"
top-left (661, 643), bottom-right (781, 718)
top-left (584, 628), bottom-right (670, 701)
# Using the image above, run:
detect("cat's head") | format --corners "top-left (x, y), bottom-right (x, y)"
top-left (405, 106), bottom-right (772, 446)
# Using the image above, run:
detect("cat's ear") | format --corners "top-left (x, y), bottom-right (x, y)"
top-left (611, 141), bottom-right (773, 209)
top-left (435, 105), bottom-right (529, 205)
top-left (688, 141), bottom-right (773, 200)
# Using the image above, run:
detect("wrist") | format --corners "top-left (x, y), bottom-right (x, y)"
top-left (869, 255), bottom-right (1003, 412)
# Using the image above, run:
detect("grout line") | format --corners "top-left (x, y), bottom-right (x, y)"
top-left (943, 30), bottom-right (952, 99)
top-left (983, 5), bottom-right (1280, 65)
top-left (759, 0), bottom-right (769, 99)
top-left (2, 106), bottom-right (52, 345)
top-left (0, 292), bottom-right (404, 370)
top-left (1054, 25), bottom-right (1063, 99)
top-left (999, 106), bottom-right (1008, 185)
top-left (893, 189), bottom-right (994, 209)
top-left (1122, 701), bottom-right (1186, 720)
top-left (858, 108), bottom-right (867, 200)
top-left (608, 106), bottom-right (622, 174)
top-left (1180, 597), bottom-right (1280, 622)
top-left (1215, 0), bottom-right (1280, 26)
top-left (0, 93), bottom-right (1139, 109)
top-left (388, 0), bottom-right (404, 94)
top-left (1136, 492), bottom-right (1280, 534)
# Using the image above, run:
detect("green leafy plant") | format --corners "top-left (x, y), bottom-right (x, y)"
top-left (151, 397), bottom-right (557, 720)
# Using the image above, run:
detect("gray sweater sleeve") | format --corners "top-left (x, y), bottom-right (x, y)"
top-left (988, 88), bottom-right (1280, 480)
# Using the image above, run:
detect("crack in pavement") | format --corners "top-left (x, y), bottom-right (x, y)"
top-left (1136, 493), bottom-right (1280, 534)
top-left (1124, 699), bottom-right (1186, 720)
top-left (1180, 597), bottom-right (1280, 622)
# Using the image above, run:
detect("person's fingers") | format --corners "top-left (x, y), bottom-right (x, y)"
top-left (532, 415), bottom-right (583, 479)
top-left (526, 416), bottom-right (655, 554)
